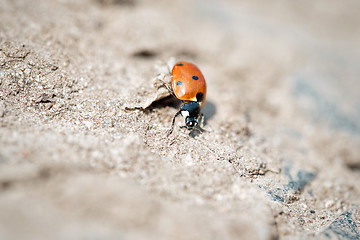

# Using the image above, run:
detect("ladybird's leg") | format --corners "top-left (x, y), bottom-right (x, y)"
top-left (158, 78), bottom-right (173, 94)
top-left (166, 62), bottom-right (172, 75)
top-left (155, 75), bottom-right (176, 97)
top-left (189, 128), bottom-right (203, 137)
top-left (195, 127), bottom-right (204, 133)
top-left (199, 113), bottom-right (204, 127)
top-left (196, 113), bottom-right (206, 133)
top-left (199, 113), bottom-right (205, 128)
top-left (167, 110), bottom-right (181, 135)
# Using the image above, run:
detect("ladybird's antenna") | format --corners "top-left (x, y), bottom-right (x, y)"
top-left (168, 110), bottom-right (181, 135)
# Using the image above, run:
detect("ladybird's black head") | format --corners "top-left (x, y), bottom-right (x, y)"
top-left (185, 117), bottom-right (198, 128)
top-left (180, 102), bottom-right (200, 128)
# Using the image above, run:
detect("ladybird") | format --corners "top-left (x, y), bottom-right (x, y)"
top-left (158, 61), bottom-right (207, 134)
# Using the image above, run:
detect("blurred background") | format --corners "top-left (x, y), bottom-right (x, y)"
top-left (173, 0), bottom-right (360, 136)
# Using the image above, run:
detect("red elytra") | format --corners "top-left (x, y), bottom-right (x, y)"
top-left (171, 61), bottom-right (207, 107)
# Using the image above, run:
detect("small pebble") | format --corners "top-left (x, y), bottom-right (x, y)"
top-left (103, 118), bottom-right (113, 127)
top-left (24, 68), bottom-right (31, 75)
top-left (83, 120), bottom-right (93, 129)
top-left (0, 102), bottom-right (5, 117)
top-left (325, 199), bottom-right (335, 208)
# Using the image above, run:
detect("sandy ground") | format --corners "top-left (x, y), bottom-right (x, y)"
top-left (1, 0), bottom-right (360, 239)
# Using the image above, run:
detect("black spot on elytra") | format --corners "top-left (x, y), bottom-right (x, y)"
top-left (196, 92), bottom-right (204, 102)
top-left (177, 63), bottom-right (184, 66)
top-left (177, 81), bottom-right (183, 85)
top-left (192, 76), bottom-right (199, 80)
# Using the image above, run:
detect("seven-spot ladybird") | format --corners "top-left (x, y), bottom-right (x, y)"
top-left (158, 61), bottom-right (207, 135)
